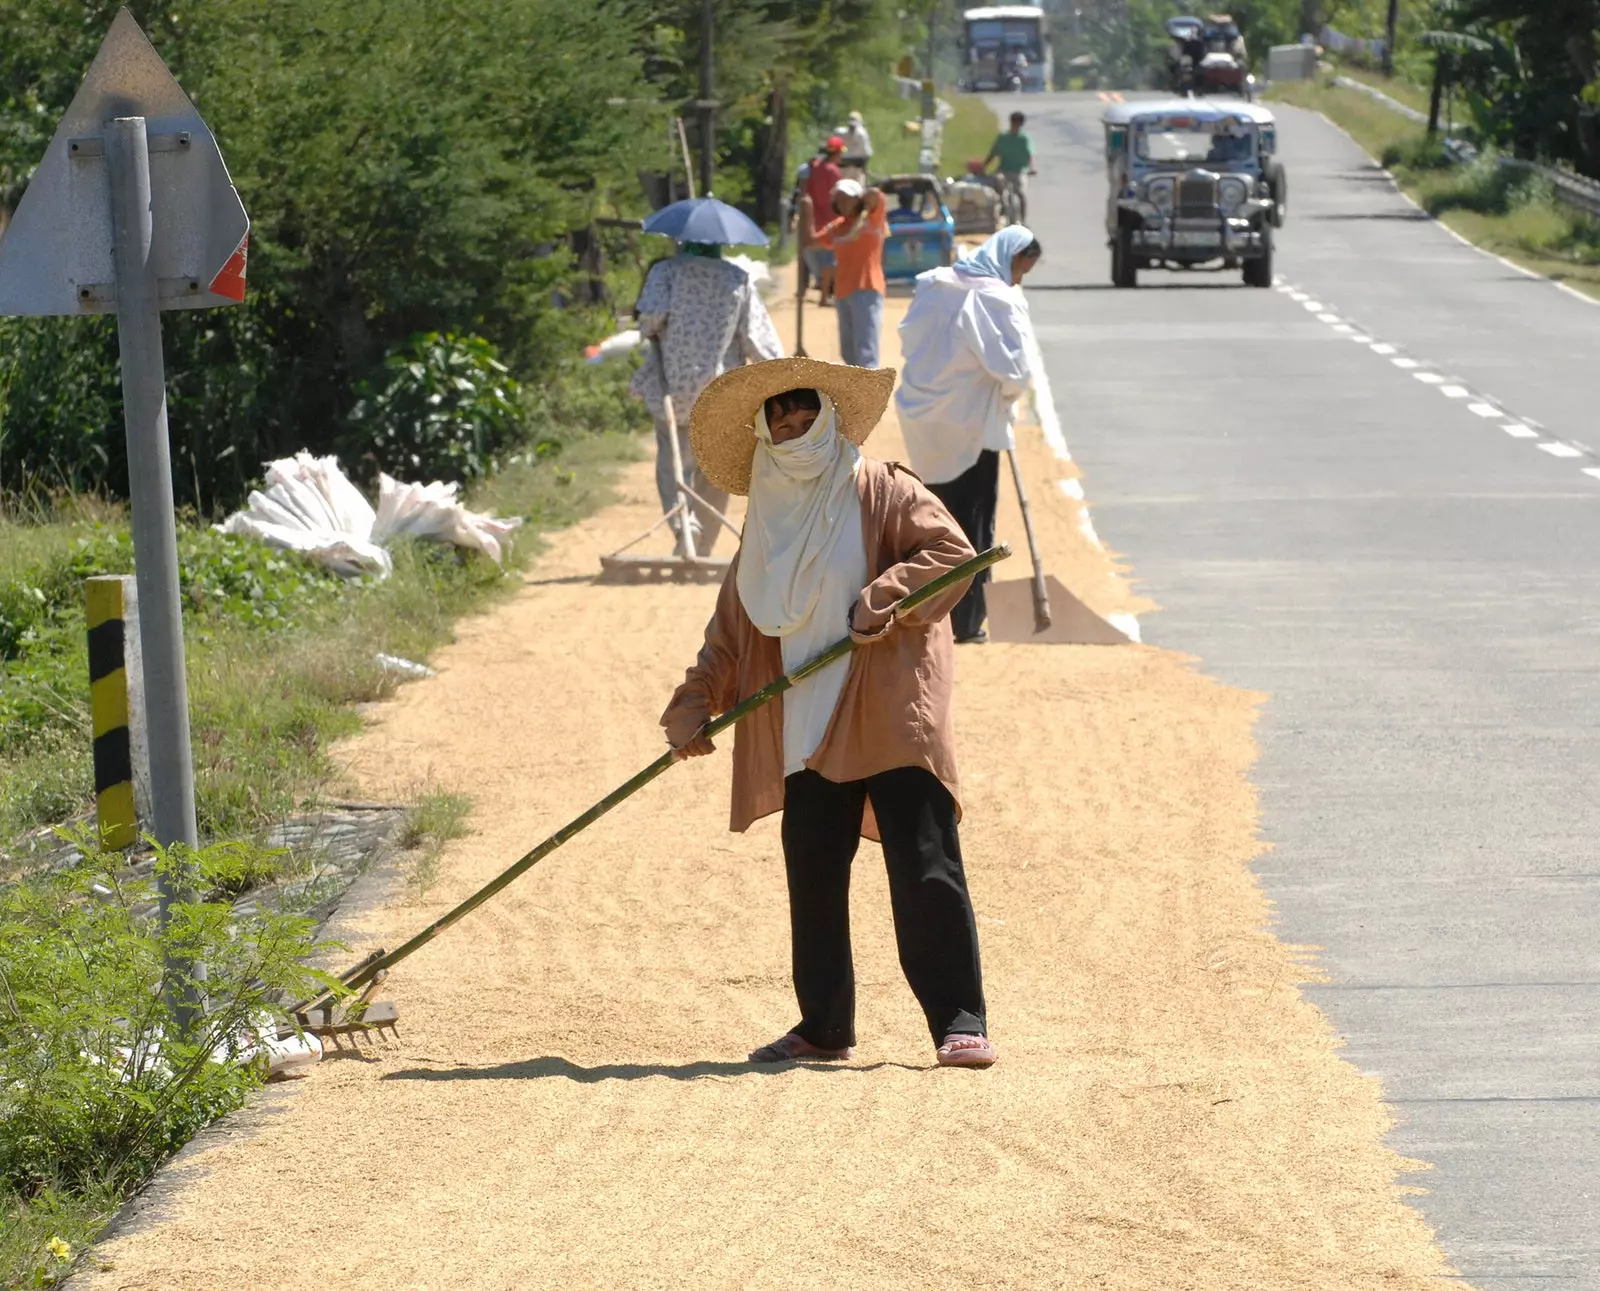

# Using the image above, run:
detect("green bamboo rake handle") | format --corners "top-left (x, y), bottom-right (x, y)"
top-left (323, 543), bottom-right (1011, 998)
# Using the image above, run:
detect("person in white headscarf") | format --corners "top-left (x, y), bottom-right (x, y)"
top-left (660, 357), bottom-right (1000, 1070)
top-left (896, 225), bottom-right (1042, 643)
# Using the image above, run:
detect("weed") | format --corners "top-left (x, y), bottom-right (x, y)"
top-left (0, 832), bottom-right (337, 1287)
top-left (401, 791), bottom-right (473, 899)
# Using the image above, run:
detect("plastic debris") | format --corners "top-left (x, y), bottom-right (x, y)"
top-left (375, 653), bottom-right (436, 679)
top-left (218, 451), bottom-right (522, 579)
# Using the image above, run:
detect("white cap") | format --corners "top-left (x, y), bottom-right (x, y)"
top-left (848, 110), bottom-right (864, 123)
top-left (833, 178), bottom-right (865, 200)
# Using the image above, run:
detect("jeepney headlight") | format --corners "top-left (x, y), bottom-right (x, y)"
top-left (1145, 176), bottom-right (1175, 212)
top-left (1218, 176), bottom-right (1250, 213)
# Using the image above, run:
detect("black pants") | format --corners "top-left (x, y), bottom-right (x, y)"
top-left (781, 766), bottom-right (987, 1048)
top-left (928, 450), bottom-right (1000, 641)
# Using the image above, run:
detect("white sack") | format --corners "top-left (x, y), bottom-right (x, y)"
top-left (217, 451), bottom-right (392, 578)
top-left (373, 474), bottom-right (523, 566)
top-left (218, 451), bottom-right (522, 578)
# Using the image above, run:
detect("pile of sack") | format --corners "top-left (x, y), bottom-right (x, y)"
top-left (218, 452), bottom-right (523, 579)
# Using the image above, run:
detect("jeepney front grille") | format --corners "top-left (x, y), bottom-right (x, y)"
top-left (1176, 171), bottom-right (1219, 218)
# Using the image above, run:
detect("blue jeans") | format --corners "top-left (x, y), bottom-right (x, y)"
top-left (836, 289), bottom-right (883, 368)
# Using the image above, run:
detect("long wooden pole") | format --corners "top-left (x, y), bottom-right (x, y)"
top-left (326, 544), bottom-right (1012, 996)
top-left (1004, 449), bottom-right (1051, 632)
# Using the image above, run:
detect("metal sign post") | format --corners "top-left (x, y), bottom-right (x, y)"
top-left (106, 114), bottom-right (198, 857)
top-left (0, 7), bottom-right (249, 945)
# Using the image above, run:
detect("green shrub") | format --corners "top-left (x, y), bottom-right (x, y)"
top-left (0, 831), bottom-right (336, 1198)
top-left (344, 333), bottom-right (523, 484)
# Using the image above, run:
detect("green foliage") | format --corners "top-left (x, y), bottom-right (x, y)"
top-left (345, 333), bottom-right (524, 485)
top-left (400, 790), bottom-right (473, 899)
top-left (0, 830), bottom-right (334, 1198)
top-left (0, 0), bottom-right (666, 509)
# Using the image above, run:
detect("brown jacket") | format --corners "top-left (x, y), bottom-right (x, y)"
top-left (660, 456), bottom-right (977, 839)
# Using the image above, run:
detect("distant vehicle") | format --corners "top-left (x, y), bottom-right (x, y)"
top-left (958, 6), bottom-right (1053, 93)
top-left (1102, 98), bottom-right (1287, 289)
top-left (880, 175), bottom-right (956, 281)
top-left (1165, 12), bottom-right (1255, 98)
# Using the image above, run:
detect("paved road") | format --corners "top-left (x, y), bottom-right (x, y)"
top-left (1014, 92), bottom-right (1600, 1289)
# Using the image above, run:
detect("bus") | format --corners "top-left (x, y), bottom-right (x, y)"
top-left (958, 6), bottom-right (1053, 93)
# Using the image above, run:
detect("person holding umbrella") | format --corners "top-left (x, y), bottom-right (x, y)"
top-left (660, 356), bottom-right (998, 1068)
top-left (630, 197), bottom-right (784, 554)
top-left (895, 226), bottom-right (1042, 643)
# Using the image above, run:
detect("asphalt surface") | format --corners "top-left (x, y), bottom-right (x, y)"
top-left (1011, 91), bottom-right (1600, 1288)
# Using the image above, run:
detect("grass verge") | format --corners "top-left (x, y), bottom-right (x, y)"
top-left (1269, 78), bottom-right (1600, 299)
top-left (0, 426), bottom-right (642, 860)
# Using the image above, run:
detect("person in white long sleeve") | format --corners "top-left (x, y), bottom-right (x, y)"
top-left (630, 242), bottom-right (785, 552)
top-left (895, 226), bottom-right (1042, 642)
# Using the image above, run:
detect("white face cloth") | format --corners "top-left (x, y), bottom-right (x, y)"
top-left (737, 393), bottom-right (864, 638)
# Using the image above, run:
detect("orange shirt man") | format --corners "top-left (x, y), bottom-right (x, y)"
top-left (814, 179), bottom-right (888, 368)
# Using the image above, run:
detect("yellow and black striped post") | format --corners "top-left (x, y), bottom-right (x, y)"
top-left (86, 576), bottom-right (138, 849)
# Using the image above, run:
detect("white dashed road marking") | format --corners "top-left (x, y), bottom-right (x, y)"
top-left (1276, 277), bottom-right (1600, 485)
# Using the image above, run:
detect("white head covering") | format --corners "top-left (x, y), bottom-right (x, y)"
top-left (736, 393), bottom-right (863, 638)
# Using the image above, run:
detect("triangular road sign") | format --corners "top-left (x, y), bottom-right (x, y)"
top-left (0, 7), bottom-right (249, 316)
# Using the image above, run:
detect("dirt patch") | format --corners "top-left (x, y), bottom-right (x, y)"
top-left (74, 272), bottom-right (1460, 1290)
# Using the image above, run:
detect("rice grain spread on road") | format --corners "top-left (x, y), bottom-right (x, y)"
top-left (73, 280), bottom-right (1464, 1289)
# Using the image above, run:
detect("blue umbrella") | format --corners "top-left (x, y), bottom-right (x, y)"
top-left (641, 196), bottom-right (769, 247)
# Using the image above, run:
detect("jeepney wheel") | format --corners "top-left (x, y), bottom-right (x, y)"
top-left (1264, 161), bottom-right (1288, 227)
top-left (1111, 227), bottom-right (1138, 288)
top-left (1243, 230), bottom-right (1273, 287)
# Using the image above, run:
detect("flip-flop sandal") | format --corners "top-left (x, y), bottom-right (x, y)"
top-left (748, 1032), bottom-right (854, 1064)
top-left (936, 1033), bottom-right (998, 1068)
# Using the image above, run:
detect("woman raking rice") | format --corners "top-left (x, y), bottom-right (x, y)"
top-left (660, 357), bottom-right (999, 1068)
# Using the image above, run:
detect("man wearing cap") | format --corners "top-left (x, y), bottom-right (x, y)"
top-left (801, 138), bottom-right (845, 306)
top-left (811, 179), bottom-right (888, 368)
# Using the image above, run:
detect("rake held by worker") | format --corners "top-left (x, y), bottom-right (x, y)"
top-left (289, 543), bottom-right (1013, 1042)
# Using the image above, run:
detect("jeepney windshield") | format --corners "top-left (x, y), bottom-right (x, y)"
top-left (1135, 124), bottom-right (1255, 164)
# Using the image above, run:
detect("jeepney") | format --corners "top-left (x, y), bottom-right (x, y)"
top-left (1102, 98), bottom-right (1286, 288)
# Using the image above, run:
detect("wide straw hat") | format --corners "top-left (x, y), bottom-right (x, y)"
top-left (689, 358), bottom-right (896, 496)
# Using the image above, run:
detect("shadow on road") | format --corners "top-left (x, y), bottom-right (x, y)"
top-left (1307, 211), bottom-right (1432, 222)
top-left (381, 1055), bottom-right (931, 1082)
